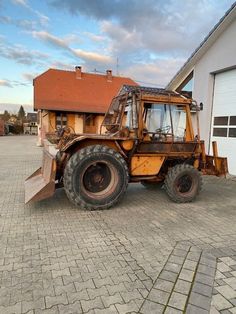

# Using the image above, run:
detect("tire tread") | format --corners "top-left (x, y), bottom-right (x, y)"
top-left (164, 164), bottom-right (202, 203)
top-left (64, 145), bottom-right (129, 210)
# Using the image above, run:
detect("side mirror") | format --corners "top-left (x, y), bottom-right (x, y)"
top-left (190, 101), bottom-right (203, 112)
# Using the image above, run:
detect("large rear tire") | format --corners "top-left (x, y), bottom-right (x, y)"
top-left (63, 145), bottom-right (129, 210)
top-left (164, 164), bottom-right (202, 203)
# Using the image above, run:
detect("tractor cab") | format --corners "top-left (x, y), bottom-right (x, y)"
top-left (101, 85), bottom-right (194, 142)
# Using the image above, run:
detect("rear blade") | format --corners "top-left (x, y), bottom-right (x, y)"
top-left (25, 150), bottom-right (57, 203)
top-left (202, 155), bottom-right (228, 177)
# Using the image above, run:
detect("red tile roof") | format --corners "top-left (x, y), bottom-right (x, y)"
top-left (34, 68), bottom-right (138, 113)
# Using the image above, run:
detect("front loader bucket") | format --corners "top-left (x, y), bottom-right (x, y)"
top-left (25, 149), bottom-right (57, 203)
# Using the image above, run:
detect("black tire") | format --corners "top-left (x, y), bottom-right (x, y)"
top-left (164, 164), bottom-right (202, 203)
top-left (141, 181), bottom-right (163, 189)
top-left (63, 145), bottom-right (129, 210)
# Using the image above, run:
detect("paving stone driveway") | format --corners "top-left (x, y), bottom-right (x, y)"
top-left (1, 136), bottom-right (236, 314)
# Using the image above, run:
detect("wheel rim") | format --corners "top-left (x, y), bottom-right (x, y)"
top-left (83, 162), bottom-right (112, 193)
top-left (79, 161), bottom-right (118, 199)
top-left (176, 174), bottom-right (193, 194)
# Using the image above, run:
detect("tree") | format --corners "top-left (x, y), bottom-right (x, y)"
top-left (18, 105), bottom-right (26, 121)
top-left (2, 110), bottom-right (10, 122)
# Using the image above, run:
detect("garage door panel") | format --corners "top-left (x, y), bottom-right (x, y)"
top-left (211, 69), bottom-right (236, 175)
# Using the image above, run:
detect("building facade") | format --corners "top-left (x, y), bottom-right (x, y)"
top-left (167, 3), bottom-right (236, 174)
top-left (34, 66), bottom-right (137, 145)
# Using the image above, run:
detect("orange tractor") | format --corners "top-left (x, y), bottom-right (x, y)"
top-left (25, 86), bottom-right (228, 210)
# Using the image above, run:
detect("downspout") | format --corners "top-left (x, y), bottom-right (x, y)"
top-left (208, 74), bottom-right (216, 154)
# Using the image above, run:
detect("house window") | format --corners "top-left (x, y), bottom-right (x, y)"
top-left (56, 112), bottom-right (67, 129)
top-left (213, 128), bottom-right (227, 137)
top-left (214, 116), bottom-right (228, 126)
top-left (85, 114), bottom-right (95, 126)
top-left (84, 114), bottom-right (97, 133)
top-left (213, 116), bottom-right (229, 137)
top-left (230, 116), bottom-right (236, 125)
top-left (229, 128), bottom-right (236, 138)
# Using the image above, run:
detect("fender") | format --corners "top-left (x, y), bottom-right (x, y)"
top-left (59, 134), bottom-right (130, 157)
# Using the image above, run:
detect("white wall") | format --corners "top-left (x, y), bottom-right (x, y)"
top-left (192, 18), bottom-right (236, 152)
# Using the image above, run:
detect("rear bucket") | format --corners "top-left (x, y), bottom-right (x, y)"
top-left (25, 150), bottom-right (57, 203)
top-left (203, 155), bottom-right (228, 177)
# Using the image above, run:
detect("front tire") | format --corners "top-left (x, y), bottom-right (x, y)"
top-left (64, 145), bottom-right (129, 210)
top-left (164, 164), bottom-right (202, 203)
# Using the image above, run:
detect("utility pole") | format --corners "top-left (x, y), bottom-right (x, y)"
top-left (116, 57), bottom-right (119, 76)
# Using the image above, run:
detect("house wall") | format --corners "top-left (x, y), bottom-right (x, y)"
top-left (67, 114), bottom-right (75, 130)
top-left (95, 115), bottom-right (106, 134)
top-left (48, 112), bottom-right (56, 132)
top-left (192, 18), bottom-right (236, 152)
top-left (37, 110), bottom-right (105, 145)
top-left (74, 115), bottom-right (84, 133)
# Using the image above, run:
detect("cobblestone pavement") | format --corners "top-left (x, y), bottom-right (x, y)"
top-left (211, 253), bottom-right (236, 313)
top-left (1, 136), bottom-right (236, 313)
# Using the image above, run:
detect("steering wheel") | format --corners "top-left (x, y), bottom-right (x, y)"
top-left (152, 125), bottom-right (173, 140)
top-left (155, 125), bottom-right (171, 134)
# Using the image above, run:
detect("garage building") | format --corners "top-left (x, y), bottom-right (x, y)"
top-left (166, 3), bottom-right (236, 175)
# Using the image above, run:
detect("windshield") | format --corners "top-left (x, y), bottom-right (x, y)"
top-left (170, 105), bottom-right (186, 140)
top-left (144, 103), bottom-right (186, 141)
top-left (125, 99), bottom-right (132, 128)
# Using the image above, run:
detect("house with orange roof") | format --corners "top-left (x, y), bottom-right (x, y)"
top-left (34, 66), bottom-right (137, 145)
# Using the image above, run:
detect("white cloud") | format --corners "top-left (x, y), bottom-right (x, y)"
top-left (7, 0), bottom-right (234, 90)
top-left (11, 0), bottom-right (50, 27)
top-left (31, 31), bottom-right (69, 49)
top-left (0, 79), bottom-right (30, 88)
top-left (101, 21), bottom-right (142, 55)
top-left (0, 15), bottom-right (38, 30)
top-left (22, 72), bottom-right (38, 82)
top-left (0, 38), bottom-right (50, 65)
top-left (123, 58), bottom-right (186, 87)
top-left (0, 80), bottom-right (13, 88)
top-left (83, 32), bottom-right (106, 42)
top-left (49, 0), bottom-right (234, 85)
top-left (0, 15), bottom-right (11, 23)
top-left (35, 11), bottom-right (50, 27)
top-left (11, 0), bottom-right (28, 7)
top-left (71, 48), bottom-right (113, 64)
top-left (30, 30), bottom-right (113, 65)
top-left (49, 61), bottom-right (75, 71)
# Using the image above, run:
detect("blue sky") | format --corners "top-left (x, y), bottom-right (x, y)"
top-left (0, 0), bottom-right (235, 113)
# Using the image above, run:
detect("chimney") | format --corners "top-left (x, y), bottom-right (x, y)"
top-left (106, 70), bottom-right (112, 82)
top-left (75, 66), bottom-right (82, 79)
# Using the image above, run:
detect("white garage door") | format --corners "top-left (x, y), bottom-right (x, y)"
top-left (211, 69), bottom-right (236, 175)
